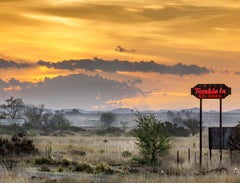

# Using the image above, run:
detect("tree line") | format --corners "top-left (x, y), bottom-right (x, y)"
top-left (100, 111), bottom-right (199, 137)
top-left (0, 96), bottom-right (71, 134)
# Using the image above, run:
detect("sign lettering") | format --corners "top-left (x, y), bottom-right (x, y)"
top-left (191, 84), bottom-right (231, 99)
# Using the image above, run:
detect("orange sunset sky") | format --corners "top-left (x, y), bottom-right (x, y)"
top-left (0, 0), bottom-right (240, 111)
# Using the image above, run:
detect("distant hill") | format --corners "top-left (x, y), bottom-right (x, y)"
top-left (62, 107), bottom-right (240, 115)
top-left (110, 108), bottom-right (134, 113)
top-left (227, 109), bottom-right (240, 113)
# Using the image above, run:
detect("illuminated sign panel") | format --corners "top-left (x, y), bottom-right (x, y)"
top-left (191, 84), bottom-right (231, 99)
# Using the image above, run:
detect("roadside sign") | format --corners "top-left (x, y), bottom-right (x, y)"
top-left (191, 84), bottom-right (231, 99)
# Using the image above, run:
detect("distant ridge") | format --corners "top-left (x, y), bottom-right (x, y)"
top-left (63, 107), bottom-right (240, 114)
top-left (227, 109), bottom-right (240, 113)
top-left (110, 108), bottom-right (134, 113)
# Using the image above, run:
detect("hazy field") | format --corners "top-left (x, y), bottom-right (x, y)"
top-left (65, 112), bottom-right (240, 128)
top-left (1, 129), bottom-right (239, 183)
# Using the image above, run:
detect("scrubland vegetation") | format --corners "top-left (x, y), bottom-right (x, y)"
top-left (0, 97), bottom-right (239, 182)
top-left (0, 130), bottom-right (239, 182)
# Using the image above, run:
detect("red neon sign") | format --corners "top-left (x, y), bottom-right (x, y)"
top-left (191, 84), bottom-right (231, 99)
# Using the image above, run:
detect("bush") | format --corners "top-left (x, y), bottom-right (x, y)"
top-left (75, 162), bottom-right (94, 173)
top-left (135, 112), bottom-right (171, 165)
top-left (122, 150), bottom-right (132, 158)
top-left (62, 158), bottom-right (71, 166)
top-left (40, 165), bottom-right (51, 172)
top-left (35, 157), bottom-right (52, 165)
top-left (95, 162), bottom-right (114, 174)
top-left (0, 133), bottom-right (37, 170)
top-left (58, 167), bottom-right (64, 172)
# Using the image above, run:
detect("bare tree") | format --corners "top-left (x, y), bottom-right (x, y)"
top-left (24, 104), bottom-right (45, 128)
top-left (3, 97), bottom-right (24, 119)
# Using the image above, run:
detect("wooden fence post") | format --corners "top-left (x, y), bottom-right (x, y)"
top-left (188, 148), bottom-right (191, 163)
top-left (177, 151), bottom-right (179, 167)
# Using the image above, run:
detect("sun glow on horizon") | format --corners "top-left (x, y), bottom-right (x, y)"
top-left (0, 0), bottom-right (240, 110)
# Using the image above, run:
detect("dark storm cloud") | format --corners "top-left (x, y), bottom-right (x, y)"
top-left (3, 74), bottom-right (143, 109)
top-left (37, 58), bottom-right (211, 76)
top-left (0, 58), bottom-right (31, 69)
top-left (115, 46), bottom-right (135, 53)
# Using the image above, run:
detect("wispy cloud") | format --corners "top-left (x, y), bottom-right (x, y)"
top-left (115, 46), bottom-right (135, 53)
top-left (37, 58), bottom-right (211, 76)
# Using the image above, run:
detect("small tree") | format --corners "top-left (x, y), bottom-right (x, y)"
top-left (100, 112), bottom-right (116, 127)
top-left (135, 112), bottom-right (171, 165)
top-left (44, 110), bottom-right (71, 131)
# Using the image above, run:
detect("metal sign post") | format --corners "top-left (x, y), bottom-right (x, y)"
top-left (199, 98), bottom-right (202, 166)
top-left (220, 98), bottom-right (222, 163)
top-left (191, 84), bottom-right (231, 167)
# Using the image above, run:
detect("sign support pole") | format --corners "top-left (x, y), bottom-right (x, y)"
top-left (199, 98), bottom-right (202, 167)
top-left (220, 98), bottom-right (222, 164)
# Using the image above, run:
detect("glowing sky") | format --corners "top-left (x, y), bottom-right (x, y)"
top-left (0, 0), bottom-right (240, 111)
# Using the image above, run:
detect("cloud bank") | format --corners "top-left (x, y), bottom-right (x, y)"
top-left (0, 73), bottom-right (143, 109)
top-left (37, 58), bottom-right (211, 76)
top-left (0, 58), bottom-right (31, 69)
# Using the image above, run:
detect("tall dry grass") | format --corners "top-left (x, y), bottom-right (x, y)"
top-left (31, 135), bottom-right (137, 165)
top-left (2, 129), bottom-right (240, 182)
top-left (0, 172), bottom-right (240, 183)
top-left (30, 130), bottom-right (237, 169)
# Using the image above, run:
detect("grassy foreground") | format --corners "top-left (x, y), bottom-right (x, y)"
top-left (0, 172), bottom-right (239, 183)
top-left (1, 131), bottom-right (240, 183)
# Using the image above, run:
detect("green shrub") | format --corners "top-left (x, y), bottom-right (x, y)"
top-left (95, 162), bottom-right (114, 174)
top-left (58, 167), bottom-right (64, 172)
top-left (35, 157), bottom-right (52, 165)
top-left (62, 158), bottom-right (71, 166)
top-left (99, 149), bottom-right (105, 154)
top-left (75, 162), bottom-right (94, 173)
top-left (40, 165), bottom-right (51, 172)
top-left (122, 150), bottom-right (132, 158)
top-left (135, 112), bottom-right (171, 165)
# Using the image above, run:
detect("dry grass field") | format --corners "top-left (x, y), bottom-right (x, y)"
top-left (1, 129), bottom-right (240, 182)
